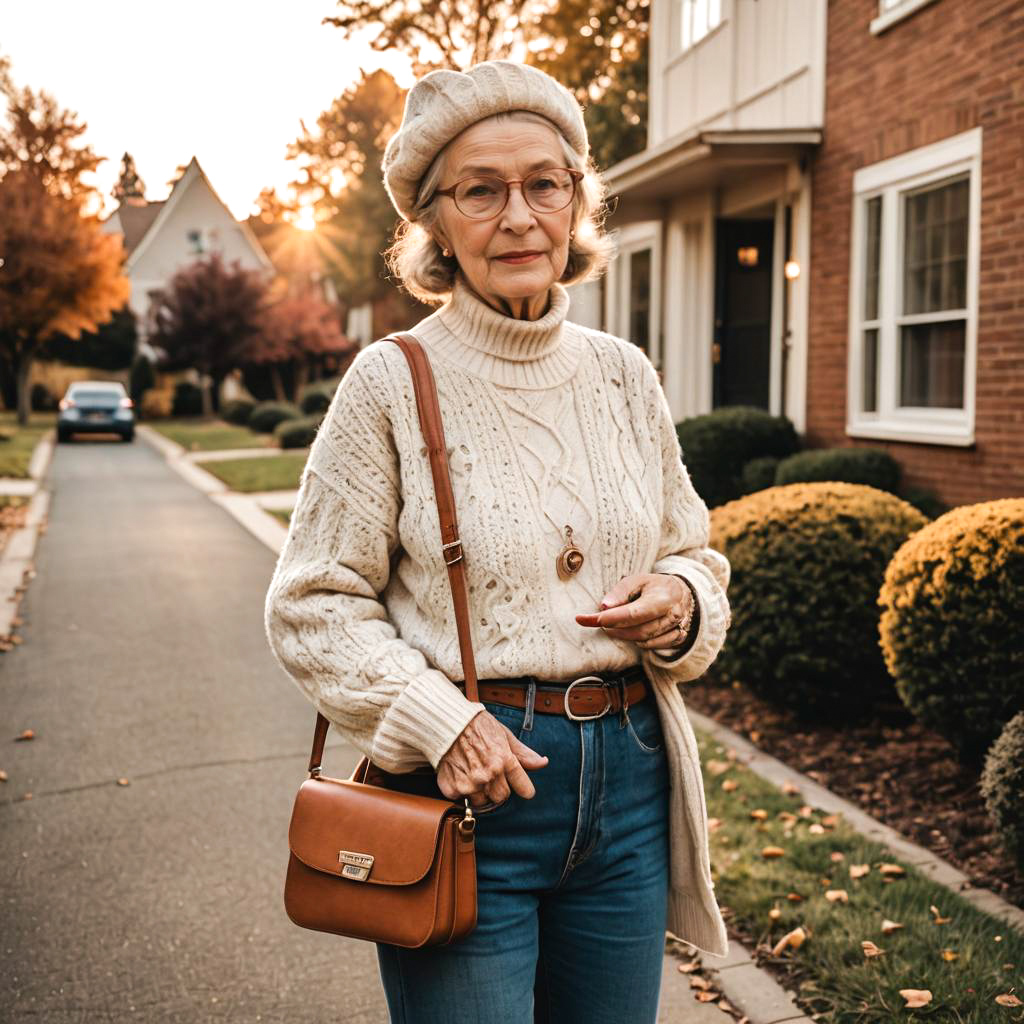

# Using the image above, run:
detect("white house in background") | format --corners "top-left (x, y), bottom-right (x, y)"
top-left (101, 156), bottom-right (274, 357)
top-left (572, 0), bottom-right (825, 432)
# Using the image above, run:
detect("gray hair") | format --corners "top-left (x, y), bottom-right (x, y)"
top-left (385, 110), bottom-right (615, 305)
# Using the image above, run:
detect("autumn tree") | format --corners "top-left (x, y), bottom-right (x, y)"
top-left (0, 169), bottom-right (131, 422)
top-left (321, 0), bottom-right (649, 167)
top-left (148, 253), bottom-right (270, 418)
top-left (288, 69), bottom-right (405, 306)
top-left (249, 292), bottom-right (353, 403)
top-left (112, 151), bottom-right (146, 202)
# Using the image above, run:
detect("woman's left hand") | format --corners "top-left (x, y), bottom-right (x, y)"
top-left (575, 573), bottom-right (694, 650)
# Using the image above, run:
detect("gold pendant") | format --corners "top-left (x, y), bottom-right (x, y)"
top-left (556, 525), bottom-right (585, 581)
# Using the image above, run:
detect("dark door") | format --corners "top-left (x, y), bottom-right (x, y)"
top-left (713, 218), bottom-right (773, 409)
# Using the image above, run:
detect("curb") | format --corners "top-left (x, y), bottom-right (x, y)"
top-left (137, 425), bottom-right (291, 555)
top-left (688, 707), bottom-right (1024, 936)
top-left (0, 429), bottom-right (56, 642)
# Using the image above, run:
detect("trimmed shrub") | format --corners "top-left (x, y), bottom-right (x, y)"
top-left (710, 482), bottom-right (927, 720)
top-left (981, 712), bottom-right (1024, 870)
top-left (676, 407), bottom-right (799, 508)
top-left (221, 398), bottom-right (255, 426)
top-left (775, 447), bottom-right (902, 494)
top-left (879, 498), bottom-right (1024, 763)
top-left (129, 353), bottom-right (155, 411)
top-left (299, 381), bottom-right (336, 416)
top-left (741, 456), bottom-right (780, 495)
top-left (901, 487), bottom-right (948, 521)
top-left (172, 381), bottom-right (203, 417)
top-left (30, 383), bottom-right (57, 411)
top-left (274, 415), bottom-right (322, 449)
top-left (249, 401), bottom-right (301, 433)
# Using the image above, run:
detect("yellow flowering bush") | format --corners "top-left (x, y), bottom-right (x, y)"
top-left (879, 498), bottom-right (1024, 763)
top-left (710, 483), bottom-right (926, 720)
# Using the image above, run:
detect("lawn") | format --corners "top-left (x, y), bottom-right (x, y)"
top-left (267, 508), bottom-right (292, 525)
top-left (148, 418), bottom-right (277, 452)
top-left (697, 727), bottom-right (1024, 1022)
top-left (195, 453), bottom-right (308, 492)
top-left (0, 412), bottom-right (57, 478)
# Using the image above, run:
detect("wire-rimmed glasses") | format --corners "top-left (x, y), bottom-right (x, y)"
top-left (431, 167), bottom-right (583, 220)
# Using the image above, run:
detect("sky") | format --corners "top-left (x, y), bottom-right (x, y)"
top-left (1, 0), bottom-right (414, 220)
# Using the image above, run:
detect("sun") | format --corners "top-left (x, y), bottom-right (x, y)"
top-left (294, 205), bottom-right (317, 232)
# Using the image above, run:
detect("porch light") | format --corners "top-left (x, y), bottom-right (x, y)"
top-left (737, 247), bottom-right (759, 267)
top-left (784, 260), bottom-right (801, 280)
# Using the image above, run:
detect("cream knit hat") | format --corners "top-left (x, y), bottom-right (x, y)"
top-left (382, 60), bottom-right (588, 223)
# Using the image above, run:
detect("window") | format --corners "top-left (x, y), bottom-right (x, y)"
top-left (847, 129), bottom-right (981, 446)
top-left (870, 0), bottom-right (941, 35)
top-left (681, 0), bottom-right (722, 50)
top-left (187, 229), bottom-right (205, 254)
top-left (606, 222), bottom-right (662, 366)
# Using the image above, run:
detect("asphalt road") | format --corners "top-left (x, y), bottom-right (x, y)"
top-left (0, 434), bottom-right (384, 1023)
top-left (0, 432), bottom-right (719, 1024)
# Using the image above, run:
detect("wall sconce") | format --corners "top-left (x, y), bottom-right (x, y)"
top-left (737, 247), bottom-right (759, 267)
top-left (784, 260), bottom-right (801, 280)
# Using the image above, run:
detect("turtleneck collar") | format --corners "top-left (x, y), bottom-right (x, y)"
top-left (418, 274), bottom-right (585, 389)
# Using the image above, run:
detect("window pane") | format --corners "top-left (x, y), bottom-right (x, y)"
top-left (629, 248), bottom-right (652, 354)
top-left (864, 196), bottom-right (882, 321)
top-left (863, 328), bottom-right (879, 413)
top-left (899, 321), bottom-right (966, 408)
top-left (903, 177), bottom-right (969, 315)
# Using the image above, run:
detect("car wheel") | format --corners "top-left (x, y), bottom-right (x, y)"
top-left (122, 431), bottom-right (134, 442)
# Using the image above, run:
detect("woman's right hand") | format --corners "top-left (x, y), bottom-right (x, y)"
top-left (436, 710), bottom-right (549, 809)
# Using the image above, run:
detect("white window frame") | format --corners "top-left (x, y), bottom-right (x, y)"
top-left (870, 0), bottom-right (941, 36)
top-left (606, 221), bottom-right (663, 368)
top-left (677, 0), bottom-right (724, 53)
top-left (846, 127), bottom-right (982, 447)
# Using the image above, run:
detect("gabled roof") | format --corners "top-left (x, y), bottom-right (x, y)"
top-left (107, 156), bottom-right (273, 274)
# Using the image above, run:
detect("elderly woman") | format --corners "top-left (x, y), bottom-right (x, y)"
top-left (264, 60), bottom-right (731, 1024)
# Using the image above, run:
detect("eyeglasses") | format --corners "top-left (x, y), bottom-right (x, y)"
top-left (431, 167), bottom-right (583, 221)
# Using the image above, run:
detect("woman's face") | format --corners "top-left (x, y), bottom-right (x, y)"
top-left (431, 119), bottom-right (574, 319)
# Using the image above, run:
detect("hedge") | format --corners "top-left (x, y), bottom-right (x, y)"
top-left (710, 482), bottom-right (927, 720)
top-left (879, 498), bottom-right (1024, 763)
top-left (774, 447), bottom-right (902, 494)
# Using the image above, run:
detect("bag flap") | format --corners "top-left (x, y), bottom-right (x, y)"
top-left (288, 776), bottom-right (458, 886)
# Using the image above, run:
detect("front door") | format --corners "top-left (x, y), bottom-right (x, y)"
top-left (713, 218), bottom-right (773, 409)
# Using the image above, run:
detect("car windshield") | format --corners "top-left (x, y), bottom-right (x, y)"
top-left (71, 389), bottom-right (123, 403)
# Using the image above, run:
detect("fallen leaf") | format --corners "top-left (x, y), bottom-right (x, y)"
top-left (821, 814), bottom-right (840, 828)
top-left (761, 846), bottom-right (785, 859)
top-left (117, 778), bottom-right (130, 787)
top-left (929, 905), bottom-right (952, 925)
top-left (695, 991), bottom-right (719, 1003)
top-left (825, 889), bottom-right (849, 903)
top-left (995, 994), bottom-right (1023, 1007)
top-left (850, 864), bottom-right (871, 879)
top-left (862, 940), bottom-right (885, 957)
top-left (677, 961), bottom-right (700, 974)
top-left (0, 769), bottom-right (7, 782)
top-left (749, 730), bottom-right (760, 743)
top-left (768, 906), bottom-right (782, 920)
top-left (830, 851), bottom-right (846, 863)
top-left (721, 779), bottom-right (738, 792)
top-left (750, 809), bottom-right (768, 821)
top-left (772, 926), bottom-right (807, 956)
top-left (798, 805), bottom-right (813, 818)
top-left (899, 989), bottom-right (933, 1008)
top-left (14, 729), bottom-right (34, 742)
top-left (707, 817), bottom-right (723, 832)
top-left (781, 781), bottom-right (801, 796)
top-left (707, 759), bottom-right (731, 776)
top-left (690, 976), bottom-right (712, 991)
top-left (940, 949), bottom-right (958, 962)
top-left (786, 892), bottom-right (804, 902)
top-left (881, 919), bottom-right (904, 935)
top-left (22, 792), bottom-right (32, 799)
top-left (808, 823), bottom-right (825, 834)
top-left (879, 863), bottom-right (906, 877)
top-left (777, 811), bottom-right (798, 826)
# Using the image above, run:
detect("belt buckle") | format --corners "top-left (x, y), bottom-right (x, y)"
top-left (563, 676), bottom-right (612, 722)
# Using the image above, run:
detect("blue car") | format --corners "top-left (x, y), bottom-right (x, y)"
top-left (57, 381), bottom-right (135, 443)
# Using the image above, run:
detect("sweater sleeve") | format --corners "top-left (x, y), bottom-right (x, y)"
top-left (637, 358), bottom-right (732, 682)
top-left (263, 346), bottom-right (485, 772)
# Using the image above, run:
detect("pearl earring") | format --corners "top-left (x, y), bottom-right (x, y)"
top-left (442, 247), bottom-right (452, 257)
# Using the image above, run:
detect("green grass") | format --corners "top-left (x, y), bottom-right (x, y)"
top-left (195, 453), bottom-right (308, 492)
top-left (148, 418), bottom-right (277, 452)
top-left (267, 508), bottom-right (292, 525)
top-left (697, 728), bottom-right (1024, 1022)
top-left (0, 412), bottom-right (57, 478)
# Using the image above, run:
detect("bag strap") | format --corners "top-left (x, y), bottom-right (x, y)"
top-left (307, 332), bottom-right (479, 775)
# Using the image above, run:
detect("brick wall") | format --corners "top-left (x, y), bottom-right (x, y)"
top-left (807, 0), bottom-right (1024, 507)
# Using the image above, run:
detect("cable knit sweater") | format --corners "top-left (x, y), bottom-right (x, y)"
top-left (263, 276), bottom-right (732, 957)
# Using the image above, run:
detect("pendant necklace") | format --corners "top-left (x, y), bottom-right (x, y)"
top-left (556, 524), bottom-right (585, 581)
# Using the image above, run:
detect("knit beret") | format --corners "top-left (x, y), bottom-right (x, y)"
top-left (382, 59), bottom-right (589, 223)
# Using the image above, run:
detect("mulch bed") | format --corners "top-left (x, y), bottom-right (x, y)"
top-left (683, 676), bottom-right (1024, 911)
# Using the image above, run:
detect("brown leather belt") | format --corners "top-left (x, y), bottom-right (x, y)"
top-left (460, 666), bottom-right (650, 721)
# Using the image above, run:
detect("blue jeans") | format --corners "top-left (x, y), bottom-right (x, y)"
top-left (375, 681), bottom-right (671, 1024)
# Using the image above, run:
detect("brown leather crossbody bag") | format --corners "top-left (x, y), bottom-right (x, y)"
top-left (283, 333), bottom-right (481, 948)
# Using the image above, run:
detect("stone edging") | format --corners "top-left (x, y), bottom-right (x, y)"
top-left (687, 706), bottom-right (1024, 934)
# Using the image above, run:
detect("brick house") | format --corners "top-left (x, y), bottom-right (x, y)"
top-left (807, 0), bottom-right (1023, 505)
top-left (595, 0), bottom-right (1022, 507)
